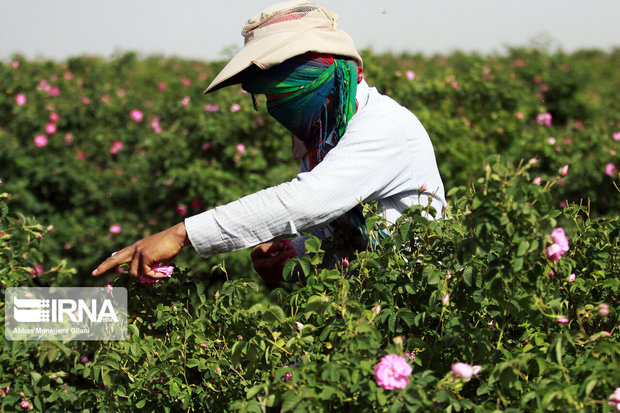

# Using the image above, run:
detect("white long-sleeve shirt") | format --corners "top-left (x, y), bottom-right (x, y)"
top-left (184, 80), bottom-right (446, 258)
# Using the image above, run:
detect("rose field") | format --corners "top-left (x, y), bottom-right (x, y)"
top-left (0, 47), bottom-right (619, 411)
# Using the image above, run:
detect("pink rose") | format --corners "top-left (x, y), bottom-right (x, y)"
top-left (106, 285), bottom-right (113, 293)
top-left (374, 354), bottom-right (412, 390)
top-left (559, 164), bottom-right (569, 176)
top-left (48, 86), bottom-right (60, 97)
top-left (158, 82), bottom-right (167, 91)
top-left (20, 401), bottom-right (30, 409)
top-left (451, 81), bottom-right (459, 89)
top-left (181, 96), bottom-right (190, 106)
top-left (529, 157), bottom-right (538, 165)
top-left (516, 112), bottom-right (524, 119)
top-left (130, 109), bottom-right (143, 122)
top-left (533, 176), bottom-right (542, 185)
top-left (236, 143), bottom-right (246, 155)
top-left (599, 303), bottom-right (610, 316)
top-left (342, 257), bottom-right (349, 267)
top-left (609, 388), bottom-right (620, 410)
top-left (190, 198), bottom-right (202, 210)
top-left (15, 93), bottom-right (27, 106)
top-left (405, 70), bottom-right (415, 81)
top-left (109, 141), bottom-right (123, 154)
top-left (81, 356), bottom-right (89, 364)
top-left (568, 273), bottom-right (576, 282)
top-left (204, 103), bottom-right (219, 113)
top-left (11, 60), bottom-right (19, 68)
top-left (230, 103), bottom-right (241, 112)
top-left (451, 362), bottom-right (481, 380)
top-left (151, 119), bottom-right (162, 134)
top-left (551, 227), bottom-right (569, 250)
top-left (176, 204), bottom-right (187, 216)
top-left (605, 163), bottom-right (617, 177)
top-left (45, 123), bottom-right (57, 134)
top-left (138, 264), bottom-right (174, 285)
top-left (613, 132), bottom-right (620, 141)
top-left (109, 224), bottom-right (122, 234)
top-left (49, 112), bottom-right (60, 123)
top-left (536, 112), bottom-right (552, 126)
top-left (76, 151), bottom-right (87, 160)
top-left (30, 264), bottom-right (44, 276)
top-left (556, 317), bottom-right (569, 324)
top-left (34, 134), bottom-right (48, 148)
top-left (63, 71), bottom-right (73, 80)
top-left (546, 227), bottom-right (569, 262)
top-left (442, 294), bottom-right (450, 306)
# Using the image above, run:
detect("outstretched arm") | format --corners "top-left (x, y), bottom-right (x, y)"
top-left (91, 222), bottom-right (191, 278)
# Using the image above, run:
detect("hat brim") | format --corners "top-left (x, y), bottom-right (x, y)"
top-left (203, 28), bottom-right (362, 94)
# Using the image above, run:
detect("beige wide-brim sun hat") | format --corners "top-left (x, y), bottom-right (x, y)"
top-left (203, 0), bottom-right (363, 94)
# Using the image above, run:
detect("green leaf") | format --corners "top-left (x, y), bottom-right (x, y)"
top-left (463, 266), bottom-right (473, 286)
top-left (282, 394), bottom-right (301, 412)
top-left (135, 399), bottom-right (146, 409)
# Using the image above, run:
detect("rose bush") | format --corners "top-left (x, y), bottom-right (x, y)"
top-left (0, 48), bottom-right (619, 411)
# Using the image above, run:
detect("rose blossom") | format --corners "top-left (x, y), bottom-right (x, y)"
top-left (560, 164), bottom-right (569, 176)
top-left (609, 388), bottom-right (620, 410)
top-left (599, 303), bottom-right (610, 316)
top-left (605, 163), bottom-right (617, 177)
top-left (374, 354), bottom-right (412, 390)
top-left (11, 60), bottom-right (19, 68)
top-left (20, 401), bottom-right (30, 409)
top-left (34, 134), bottom-right (48, 147)
top-left (176, 204), bottom-right (187, 216)
top-left (48, 86), bottom-right (60, 97)
top-left (49, 112), bottom-right (60, 122)
top-left (138, 264), bottom-right (174, 285)
top-left (451, 363), bottom-right (481, 380)
top-left (536, 112), bottom-right (552, 126)
top-left (533, 176), bottom-right (542, 185)
top-left (442, 294), bottom-right (450, 306)
top-left (130, 109), bottom-right (143, 122)
top-left (81, 356), bottom-right (89, 364)
top-left (236, 143), bottom-right (246, 155)
top-left (204, 103), bottom-right (219, 112)
top-left (568, 273), bottom-right (576, 282)
top-left (190, 198), bottom-right (202, 209)
top-left (556, 317), bottom-right (569, 324)
top-left (109, 224), bottom-right (122, 234)
top-left (44, 123), bottom-right (56, 135)
top-left (546, 227), bottom-right (569, 262)
top-left (15, 93), bottom-right (27, 106)
top-left (296, 322), bottom-right (304, 330)
top-left (181, 96), bottom-right (190, 106)
top-left (230, 103), bottom-right (241, 112)
top-left (613, 132), bottom-right (620, 141)
top-left (109, 141), bottom-right (123, 154)
top-left (405, 70), bottom-right (415, 81)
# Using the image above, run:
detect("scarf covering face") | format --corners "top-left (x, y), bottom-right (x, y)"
top-left (242, 52), bottom-right (358, 167)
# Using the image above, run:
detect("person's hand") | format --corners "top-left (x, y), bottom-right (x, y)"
top-left (251, 239), bottom-right (296, 284)
top-left (92, 222), bottom-right (190, 279)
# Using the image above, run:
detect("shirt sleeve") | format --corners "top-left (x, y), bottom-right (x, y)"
top-left (184, 113), bottom-right (415, 258)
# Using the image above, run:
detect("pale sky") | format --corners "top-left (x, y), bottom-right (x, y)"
top-left (1, 0), bottom-right (619, 62)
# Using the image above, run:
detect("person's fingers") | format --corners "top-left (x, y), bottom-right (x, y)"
top-left (92, 247), bottom-right (133, 276)
top-left (253, 253), bottom-right (290, 272)
top-left (251, 242), bottom-right (274, 259)
top-left (129, 249), bottom-right (141, 278)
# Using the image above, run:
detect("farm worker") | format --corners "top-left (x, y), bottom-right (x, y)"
top-left (92, 0), bottom-right (446, 284)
